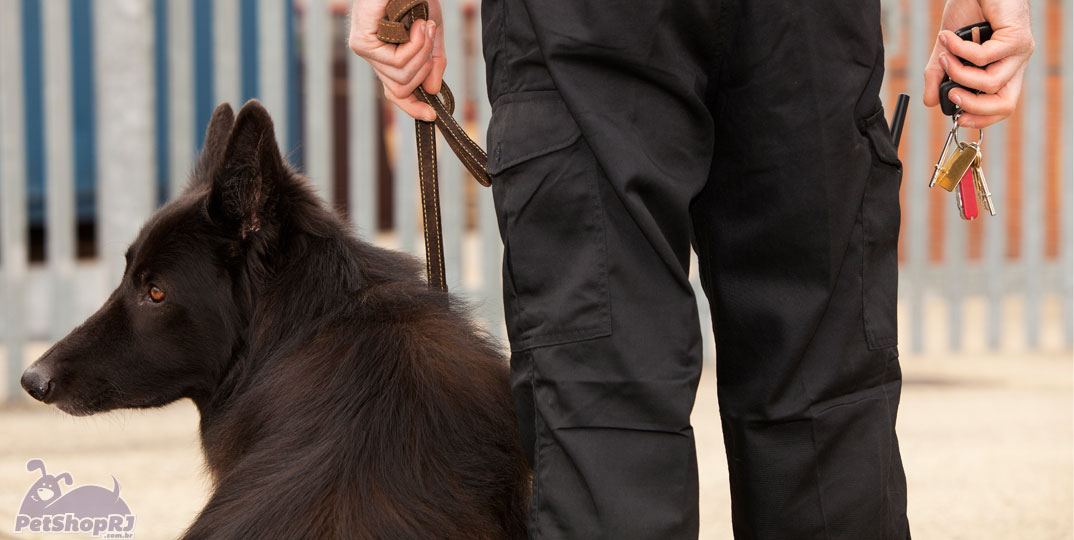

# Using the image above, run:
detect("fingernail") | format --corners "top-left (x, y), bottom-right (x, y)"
top-left (427, 21), bottom-right (436, 39)
top-left (951, 92), bottom-right (961, 105)
top-left (939, 54), bottom-right (948, 70)
top-left (939, 33), bottom-right (947, 47)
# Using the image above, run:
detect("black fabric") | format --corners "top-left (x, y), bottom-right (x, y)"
top-left (482, 0), bottom-right (909, 538)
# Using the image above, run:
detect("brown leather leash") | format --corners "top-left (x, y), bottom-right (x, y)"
top-left (377, 0), bottom-right (491, 293)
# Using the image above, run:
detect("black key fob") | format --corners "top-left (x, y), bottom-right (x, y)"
top-left (939, 21), bottom-right (993, 116)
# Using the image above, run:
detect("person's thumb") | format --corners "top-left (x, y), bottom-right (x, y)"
top-left (922, 36), bottom-right (948, 107)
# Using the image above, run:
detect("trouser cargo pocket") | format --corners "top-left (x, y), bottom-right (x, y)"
top-left (488, 90), bottom-right (612, 352)
top-left (859, 107), bottom-right (902, 350)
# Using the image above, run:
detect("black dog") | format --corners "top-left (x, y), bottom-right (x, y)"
top-left (21, 100), bottom-right (530, 540)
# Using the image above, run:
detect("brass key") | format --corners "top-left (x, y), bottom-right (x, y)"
top-left (930, 117), bottom-right (960, 188)
top-left (935, 141), bottom-right (979, 192)
top-left (972, 153), bottom-right (997, 216)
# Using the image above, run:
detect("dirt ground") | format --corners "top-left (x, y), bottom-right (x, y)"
top-left (0, 345), bottom-right (1070, 540)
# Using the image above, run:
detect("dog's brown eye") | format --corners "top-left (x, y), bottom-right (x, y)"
top-left (148, 285), bottom-right (165, 303)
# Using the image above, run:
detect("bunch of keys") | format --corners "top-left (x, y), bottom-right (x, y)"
top-left (928, 20), bottom-right (998, 221)
top-left (929, 112), bottom-right (996, 220)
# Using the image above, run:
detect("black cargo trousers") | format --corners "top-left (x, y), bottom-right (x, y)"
top-left (482, 0), bottom-right (909, 538)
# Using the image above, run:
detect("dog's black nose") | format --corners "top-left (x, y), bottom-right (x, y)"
top-left (21, 369), bottom-right (53, 402)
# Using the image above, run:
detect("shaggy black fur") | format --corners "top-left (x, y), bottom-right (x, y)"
top-left (21, 100), bottom-right (531, 540)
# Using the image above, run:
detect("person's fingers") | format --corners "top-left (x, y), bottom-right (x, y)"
top-left (388, 20), bottom-right (429, 68)
top-left (948, 67), bottom-right (1025, 121)
top-left (940, 28), bottom-right (1033, 68)
top-left (397, 24), bottom-right (436, 82)
top-left (423, 55), bottom-right (446, 96)
top-left (422, 16), bottom-right (445, 95)
top-left (348, 0), bottom-right (401, 65)
top-left (348, 0), bottom-right (391, 57)
top-left (941, 53), bottom-right (1024, 95)
top-left (957, 113), bottom-right (1007, 129)
top-left (383, 85), bottom-right (437, 122)
top-left (380, 62), bottom-right (430, 102)
top-left (369, 24), bottom-right (434, 86)
top-left (396, 62), bottom-right (436, 99)
top-left (353, 19), bottom-right (427, 69)
top-left (949, 88), bottom-right (1015, 118)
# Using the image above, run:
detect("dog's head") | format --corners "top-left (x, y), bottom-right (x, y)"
top-left (21, 100), bottom-right (290, 415)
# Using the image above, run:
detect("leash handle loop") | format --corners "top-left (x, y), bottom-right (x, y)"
top-left (376, 0), bottom-right (492, 292)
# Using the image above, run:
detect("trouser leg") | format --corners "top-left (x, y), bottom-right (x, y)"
top-left (482, 1), bottom-right (722, 538)
top-left (690, 1), bottom-right (910, 538)
top-left (493, 155), bottom-right (704, 539)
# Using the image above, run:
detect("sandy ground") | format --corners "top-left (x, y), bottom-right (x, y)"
top-left (0, 344), bottom-right (1070, 540)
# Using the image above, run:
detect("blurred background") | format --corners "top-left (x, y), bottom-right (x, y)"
top-left (0, 0), bottom-right (1070, 539)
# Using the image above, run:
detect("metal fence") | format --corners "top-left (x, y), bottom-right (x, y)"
top-left (1, 0), bottom-right (1071, 400)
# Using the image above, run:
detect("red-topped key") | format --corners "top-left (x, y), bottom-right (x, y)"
top-left (958, 167), bottom-right (978, 220)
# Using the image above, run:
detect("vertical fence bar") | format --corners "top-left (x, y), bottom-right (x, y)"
top-left (69, 0), bottom-right (97, 279)
top-left (239, 0), bottom-right (259, 101)
top-left (347, 57), bottom-right (377, 236)
top-left (439, 153), bottom-right (464, 292)
top-left (440, 1), bottom-right (465, 291)
top-left (260, 0), bottom-right (290, 154)
top-left (154, 0), bottom-right (170, 206)
top-left (304, 0), bottom-right (334, 202)
top-left (985, 119), bottom-right (1007, 350)
top-left (285, 3), bottom-right (299, 159)
top-left (1, 0), bottom-right (28, 400)
top-left (1063, 0), bottom-right (1073, 348)
top-left (1021, 0), bottom-right (1046, 348)
top-left (42, 0), bottom-right (77, 340)
top-left (477, 160), bottom-right (502, 335)
top-left (95, 0), bottom-right (158, 285)
top-left (213, 0), bottom-right (242, 108)
top-left (473, 5), bottom-right (503, 335)
top-left (906, 0), bottom-right (928, 353)
top-left (168, 0), bottom-right (195, 198)
top-left (944, 165), bottom-right (965, 350)
top-left (193, 0), bottom-right (215, 150)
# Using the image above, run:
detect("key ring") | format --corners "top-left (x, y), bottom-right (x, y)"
top-left (951, 111), bottom-right (984, 148)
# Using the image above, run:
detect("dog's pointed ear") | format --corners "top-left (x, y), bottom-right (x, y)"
top-left (208, 99), bottom-right (284, 239)
top-left (193, 103), bottom-right (235, 181)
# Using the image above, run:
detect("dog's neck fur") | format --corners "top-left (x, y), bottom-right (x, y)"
top-left (190, 173), bottom-right (436, 483)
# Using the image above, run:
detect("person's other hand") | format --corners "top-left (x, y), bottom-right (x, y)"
top-left (348, 0), bottom-right (446, 122)
top-left (923, 0), bottom-right (1034, 128)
